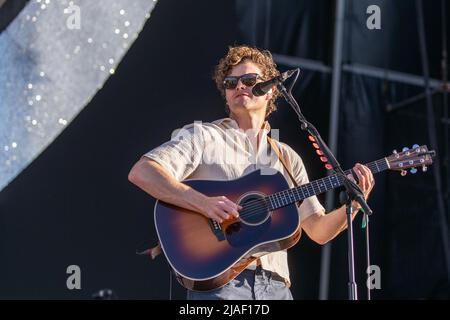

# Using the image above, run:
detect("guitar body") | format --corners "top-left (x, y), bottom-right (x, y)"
top-left (154, 169), bottom-right (301, 291)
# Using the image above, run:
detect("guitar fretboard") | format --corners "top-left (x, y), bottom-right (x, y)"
top-left (266, 158), bottom-right (389, 210)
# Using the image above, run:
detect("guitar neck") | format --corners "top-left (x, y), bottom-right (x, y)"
top-left (266, 158), bottom-right (389, 210)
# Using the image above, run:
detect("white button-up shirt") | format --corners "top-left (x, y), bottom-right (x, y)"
top-left (144, 118), bottom-right (325, 285)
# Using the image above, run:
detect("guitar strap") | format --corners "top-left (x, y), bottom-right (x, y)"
top-left (266, 136), bottom-right (299, 188)
top-left (249, 137), bottom-right (301, 270)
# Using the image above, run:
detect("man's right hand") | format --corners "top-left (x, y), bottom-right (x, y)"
top-left (199, 196), bottom-right (241, 223)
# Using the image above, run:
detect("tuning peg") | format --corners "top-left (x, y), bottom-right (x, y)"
top-left (312, 143), bottom-right (320, 149)
top-left (308, 135), bottom-right (316, 142)
top-left (325, 164), bottom-right (333, 170)
top-left (320, 156), bottom-right (328, 163)
top-left (412, 144), bottom-right (419, 149)
top-left (422, 165), bottom-right (428, 172)
top-left (410, 168), bottom-right (417, 174)
top-left (402, 147), bottom-right (409, 152)
top-left (400, 170), bottom-right (407, 176)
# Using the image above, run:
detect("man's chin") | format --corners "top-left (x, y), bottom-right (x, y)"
top-left (230, 104), bottom-right (258, 112)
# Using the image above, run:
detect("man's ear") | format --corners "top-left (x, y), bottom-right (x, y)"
top-left (265, 86), bottom-right (275, 100)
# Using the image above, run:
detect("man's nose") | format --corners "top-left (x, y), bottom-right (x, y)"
top-left (236, 79), bottom-right (246, 90)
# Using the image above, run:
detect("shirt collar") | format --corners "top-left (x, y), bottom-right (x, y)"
top-left (212, 117), bottom-right (271, 132)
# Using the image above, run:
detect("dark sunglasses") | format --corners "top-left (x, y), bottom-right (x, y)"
top-left (223, 73), bottom-right (261, 90)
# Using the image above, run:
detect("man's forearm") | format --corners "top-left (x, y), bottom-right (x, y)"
top-left (310, 204), bottom-right (360, 244)
top-left (128, 158), bottom-right (206, 213)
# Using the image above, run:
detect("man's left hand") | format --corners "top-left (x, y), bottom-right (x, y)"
top-left (351, 163), bottom-right (375, 201)
top-left (345, 163), bottom-right (374, 211)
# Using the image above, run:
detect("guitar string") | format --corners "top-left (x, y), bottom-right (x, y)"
top-left (233, 162), bottom-right (382, 221)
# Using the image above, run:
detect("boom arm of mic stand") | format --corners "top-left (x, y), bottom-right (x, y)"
top-left (276, 81), bottom-right (373, 215)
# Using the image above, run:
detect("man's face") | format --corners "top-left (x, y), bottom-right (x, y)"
top-left (224, 61), bottom-right (273, 116)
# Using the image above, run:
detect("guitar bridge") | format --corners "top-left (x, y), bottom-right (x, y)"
top-left (208, 219), bottom-right (225, 241)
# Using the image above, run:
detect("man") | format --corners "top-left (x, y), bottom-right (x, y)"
top-left (128, 45), bottom-right (374, 300)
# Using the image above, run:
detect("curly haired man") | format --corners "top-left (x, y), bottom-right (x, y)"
top-left (128, 45), bottom-right (374, 300)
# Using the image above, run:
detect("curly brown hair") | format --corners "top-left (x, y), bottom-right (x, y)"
top-left (213, 45), bottom-right (281, 118)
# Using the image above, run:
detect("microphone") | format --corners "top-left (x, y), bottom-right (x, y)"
top-left (252, 69), bottom-right (298, 96)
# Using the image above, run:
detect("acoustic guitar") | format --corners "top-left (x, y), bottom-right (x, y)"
top-left (154, 145), bottom-right (434, 291)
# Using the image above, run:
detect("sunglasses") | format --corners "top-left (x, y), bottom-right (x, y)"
top-left (223, 73), bottom-right (262, 90)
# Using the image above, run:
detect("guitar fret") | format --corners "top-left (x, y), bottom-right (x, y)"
top-left (299, 187), bottom-right (305, 201)
top-left (285, 191), bottom-right (289, 204)
top-left (268, 196), bottom-right (274, 210)
top-left (305, 185), bottom-right (311, 196)
top-left (301, 186), bottom-right (307, 198)
top-left (273, 195), bottom-right (279, 209)
top-left (314, 182), bottom-right (319, 194)
top-left (327, 176), bottom-right (332, 188)
top-left (323, 178), bottom-right (328, 190)
top-left (275, 194), bottom-right (281, 207)
top-left (311, 182), bottom-right (317, 195)
top-left (290, 189), bottom-right (296, 202)
top-left (278, 192), bottom-right (284, 206)
top-left (270, 195), bottom-right (276, 208)
top-left (382, 159), bottom-right (388, 171)
top-left (316, 180), bottom-right (322, 193)
top-left (276, 193), bottom-right (282, 206)
top-left (329, 177), bottom-right (334, 187)
top-left (319, 179), bottom-right (326, 192)
top-left (280, 191), bottom-right (287, 206)
top-left (330, 176), bottom-right (335, 187)
top-left (291, 190), bottom-right (296, 203)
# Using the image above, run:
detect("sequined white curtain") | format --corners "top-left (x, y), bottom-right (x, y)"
top-left (0, 0), bottom-right (157, 191)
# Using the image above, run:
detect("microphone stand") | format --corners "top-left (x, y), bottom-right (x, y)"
top-left (275, 69), bottom-right (373, 300)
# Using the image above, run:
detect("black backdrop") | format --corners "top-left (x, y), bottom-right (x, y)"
top-left (1, 0), bottom-right (449, 299)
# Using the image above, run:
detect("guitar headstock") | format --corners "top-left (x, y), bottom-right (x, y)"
top-left (387, 144), bottom-right (435, 176)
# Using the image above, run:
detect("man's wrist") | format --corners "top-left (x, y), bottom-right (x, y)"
top-left (351, 201), bottom-right (361, 211)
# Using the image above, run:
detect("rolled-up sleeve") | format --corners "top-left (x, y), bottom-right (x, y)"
top-left (143, 122), bottom-right (204, 181)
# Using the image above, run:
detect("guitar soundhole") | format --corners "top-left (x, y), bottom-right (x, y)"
top-left (238, 192), bottom-right (271, 226)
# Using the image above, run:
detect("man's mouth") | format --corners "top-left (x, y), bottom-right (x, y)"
top-left (235, 93), bottom-right (250, 98)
